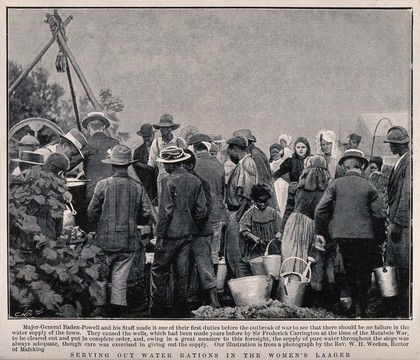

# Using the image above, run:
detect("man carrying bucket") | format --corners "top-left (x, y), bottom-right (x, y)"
top-left (315, 149), bottom-right (386, 318)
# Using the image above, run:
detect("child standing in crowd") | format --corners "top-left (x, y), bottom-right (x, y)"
top-left (88, 145), bottom-right (156, 317)
top-left (315, 149), bottom-right (386, 318)
top-left (238, 183), bottom-right (282, 277)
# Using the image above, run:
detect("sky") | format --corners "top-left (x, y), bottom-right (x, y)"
top-left (7, 7), bottom-right (412, 153)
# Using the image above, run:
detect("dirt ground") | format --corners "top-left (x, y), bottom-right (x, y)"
top-left (118, 264), bottom-right (401, 319)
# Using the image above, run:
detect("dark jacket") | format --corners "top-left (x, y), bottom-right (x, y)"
top-left (315, 171), bottom-right (386, 240)
top-left (272, 154), bottom-right (306, 183)
top-left (194, 152), bottom-right (227, 223)
top-left (388, 152), bottom-right (410, 228)
top-left (155, 167), bottom-right (207, 239)
top-left (250, 145), bottom-right (278, 209)
top-left (280, 188), bottom-right (325, 233)
top-left (83, 132), bottom-right (120, 201)
top-left (87, 172), bottom-right (152, 252)
top-left (193, 171), bottom-right (214, 237)
top-left (132, 142), bottom-right (158, 202)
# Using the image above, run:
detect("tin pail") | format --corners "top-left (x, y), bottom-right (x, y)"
top-left (216, 257), bottom-right (228, 293)
top-left (228, 275), bottom-right (273, 307)
top-left (263, 255), bottom-right (282, 278)
top-left (63, 204), bottom-right (76, 227)
top-left (262, 239), bottom-right (281, 279)
top-left (278, 257), bottom-right (311, 307)
top-left (373, 266), bottom-right (399, 297)
top-left (249, 256), bottom-right (267, 275)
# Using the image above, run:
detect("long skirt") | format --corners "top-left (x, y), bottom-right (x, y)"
top-left (281, 212), bottom-right (314, 275)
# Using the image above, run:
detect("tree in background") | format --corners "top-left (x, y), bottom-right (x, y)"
top-left (58, 88), bottom-right (130, 143)
top-left (8, 60), bottom-right (65, 129)
top-left (8, 60), bottom-right (129, 144)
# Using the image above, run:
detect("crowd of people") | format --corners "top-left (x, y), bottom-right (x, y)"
top-left (10, 112), bottom-right (411, 319)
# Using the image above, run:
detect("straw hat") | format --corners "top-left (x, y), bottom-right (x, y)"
top-left (59, 128), bottom-right (87, 158)
top-left (156, 146), bottom-right (191, 163)
top-left (338, 149), bottom-right (369, 168)
top-left (81, 111), bottom-right (111, 129)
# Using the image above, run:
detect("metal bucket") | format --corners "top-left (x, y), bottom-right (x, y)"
top-left (216, 257), bottom-right (228, 293)
top-left (248, 256), bottom-right (267, 275)
top-left (228, 275), bottom-right (273, 307)
top-left (278, 257), bottom-right (311, 307)
top-left (262, 240), bottom-right (281, 279)
top-left (63, 204), bottom-right (77, 227)
top-left (373, 266), bottom-right (399, 297)
top-left (263, 255), bottom-right (282, 278)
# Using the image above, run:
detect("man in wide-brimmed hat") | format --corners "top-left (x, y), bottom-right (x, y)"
top-left (147, 114), bottom-right (187, 200)
top-left (315, 149), bottom-right (386, 318)
top-left (149, 146), bottom-right (207, 318)
top-left (132, 123), bottom-right (158, 202)
top-left (88, 145), bottom-right (156, 318)
top-left (383, 126), bottom-right (411, 317)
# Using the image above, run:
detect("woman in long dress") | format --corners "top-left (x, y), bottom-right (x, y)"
top-left (279, 155), bottom-right (330, 276)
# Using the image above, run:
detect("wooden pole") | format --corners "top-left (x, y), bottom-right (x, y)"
top-left (9, 14), bottom-right (73, 96)
top-left (8, 36), bottom-right (56, 95)
top-left (55, 30), bottom-right (102, 111)
top-left (65, 56), bottom-right (82, 131)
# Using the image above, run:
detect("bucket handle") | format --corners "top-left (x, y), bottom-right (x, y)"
top-left (66, 202), bottom-right (77, 215)
top-left (247, 244), bottom-right (258, 263)
top-left (280, 256), bottom-right (312, 282)
top-left (264, 239), bottom-right (277, 256)
top-left (381, 254), bottom-right (388, 273)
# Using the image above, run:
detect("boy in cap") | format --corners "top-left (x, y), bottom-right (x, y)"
top-left (149, 146), bottom-right (207, 317)
top-left (315, 149), bottom-right (386, 318)
top-left (88, 145), bottom-right (156, 317)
